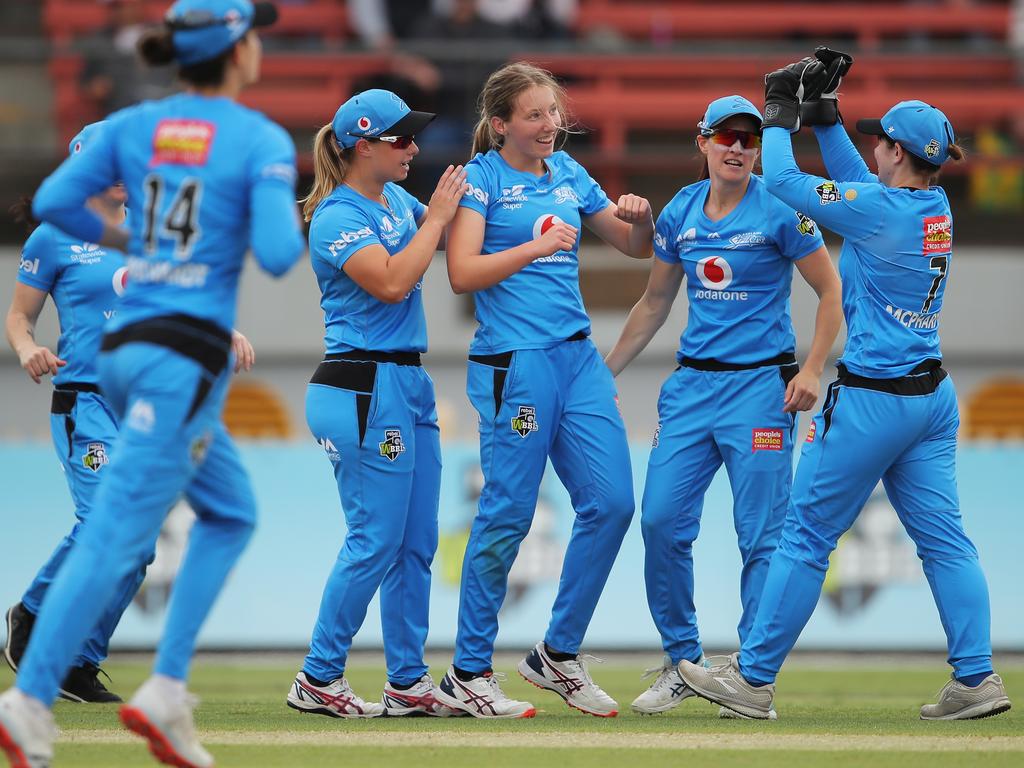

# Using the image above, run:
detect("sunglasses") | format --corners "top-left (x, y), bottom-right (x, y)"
top-left (350, 134), bottom-right (416, 150)
top-left (706, 129), bottom-right (761, 150)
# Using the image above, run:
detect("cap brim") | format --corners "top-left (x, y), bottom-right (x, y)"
top-left (252, 2), bottom-right (279, 28)
top-left (856, 118), bottom-right (885, 136)
top-left (382, 110), bottom-right (436, 138)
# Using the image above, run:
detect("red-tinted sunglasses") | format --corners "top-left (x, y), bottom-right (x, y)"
top-left (707, 129), bottom-right (761, 150)
top-left (358, 134), bottom-right (416, 150)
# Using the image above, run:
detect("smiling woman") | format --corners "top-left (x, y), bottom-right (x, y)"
top-left (604, 93), bottom-right (841, 717)
top-left (289, 88), bottom-right (470, 719)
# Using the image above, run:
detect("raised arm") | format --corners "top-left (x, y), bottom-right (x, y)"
top-left (445, 207), bottom-right (576, 295)
top-left (583, 195), bottom-right (654, 260)
top-left (344, 166), bottom-right (467, 303)
top-left (813, 124), bottom-right (876, 184)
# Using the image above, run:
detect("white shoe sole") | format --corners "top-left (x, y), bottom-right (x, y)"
top-left (517, 660), bottom-right (618, 718)
top-left (720, 705), bottom-right (778, 720)
top-left (286, 696), bottom-right (381, 719)
top-left (920, 698), bottom-right (1011, 721)
top-left (681, 676), bottom-right (773, 720)
top-left (433, 684), bottom-right (536, 719)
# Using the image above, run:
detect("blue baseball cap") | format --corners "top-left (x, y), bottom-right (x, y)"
top-left (331, 89), bottom-right (436, 150)
top-left (68, 121), bottom-right (107, 156)
top-left (698, 95), bottom-right (763, 135)
top-left (857, 100), bottom-right (955, 165)
top-left (165, 0), bottom-right (278, 66)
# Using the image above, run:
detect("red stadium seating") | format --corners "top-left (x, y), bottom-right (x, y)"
top-left (42, 0), bottom-right (349, 43)
top-left (575, 1), bottom-right (1010, 47)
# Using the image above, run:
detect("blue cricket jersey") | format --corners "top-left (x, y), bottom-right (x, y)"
top-left (16, 223), bottom-right (126, 387)
top-left (308, 182), bottom-right (427, 353)
top-left (764, 125), bottom-right (953, 377)
top-left (655, 174), bottom-right (824, 365)
top-left (33, 93), bottom-right (304, 333)
top-left (458, 149), bottom-right (611, 354)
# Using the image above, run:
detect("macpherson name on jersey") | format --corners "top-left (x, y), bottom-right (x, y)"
top-left (885, 304), bottom-right (940, 330)
top-left (127, 256), bottom-right (209, 288)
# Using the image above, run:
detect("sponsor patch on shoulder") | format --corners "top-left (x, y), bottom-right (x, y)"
top-left (923, 215), bottom-right (951, 255)
top-left (815, 181), bottom-right (841, 205)
top-left (752, 428), bottom-right (784, 451)
top-left (795, 211), bottom-right (817, 237)
top-left (152, 119), bottom-right (216, 166)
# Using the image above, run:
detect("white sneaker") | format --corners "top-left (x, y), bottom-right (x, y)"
top-left (920, 674), bottom-right (1012, 720)
top-left (382, 674), bottom-right (466, 717)
top-left (0, 688), bottom-right (56, 768)
top-left (677, 653), bottom-right (776, 720)
top-left (719, 705), bottom-right (778, 720)
top-left (631, 655), bottom-right (697, 714)
top-left (119, 676), bottom-right (213, 768)
top-left (434, 666), bottom-right (536, 719)
top-left (518, 642), bottom-right (618, 717)
top-left (286, 672), bottom-right (384, 718)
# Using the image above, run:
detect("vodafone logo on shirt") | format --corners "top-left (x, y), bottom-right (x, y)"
top-left (112, 266), bottom-right (129, 296)
top-left (532, 214), bottom-right (565, 240)
top-left (696, 255), bottom-right (733, 290)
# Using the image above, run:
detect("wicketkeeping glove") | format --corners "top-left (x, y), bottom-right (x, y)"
top-left (763, 57), bottom-right (829, 132)
top-left (800, 47), bottom-right (855, 127)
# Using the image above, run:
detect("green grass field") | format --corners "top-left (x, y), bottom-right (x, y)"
top-left (2, 655), bottom-right (1020, 767)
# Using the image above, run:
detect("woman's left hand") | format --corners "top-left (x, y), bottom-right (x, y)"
top-left (783, 368), bottom-right (820, 413)
top-left (231, 330), bottom-right (255, 373)
top-left (614, 194), bottom-right (653, 226)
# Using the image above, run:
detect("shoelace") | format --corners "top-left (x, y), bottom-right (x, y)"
top-left (484, 672), bottom-right (515, 701)
top-left (703, 655), bottom-right (735, 672)
top-left (641, 663), bottom-right (678, 692)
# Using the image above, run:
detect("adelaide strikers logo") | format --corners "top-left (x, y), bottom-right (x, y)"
top-left (82, 442), bottom-right (108, 472)
top-left (379, 429), bottom-right (406, 461)
top-left (511, 406), bottom-right (539, 438)
top-left (532, 214), bottom-right (565, 241)
top-left (112, 266), bottom-right (129, 296)
top-left (695, 255), bottom-right (733, 290)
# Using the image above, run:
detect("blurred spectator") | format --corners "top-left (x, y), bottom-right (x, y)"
top-left (410, 0), bottom-right (506, 151)
top-left (78, 0), bottom-right (177, 115)
top-left (348, 0), bottom-right (439, 48)
top-left (1012, 0), bottom-right (1024, 81)
top-left (475, 0), bottom-right (577, 39)
top-left (968, 121), bottom-right (1024, 213)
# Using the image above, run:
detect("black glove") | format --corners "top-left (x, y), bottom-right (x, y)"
top-left (801, 47), bottom-right (855, 127)
top-left (763, 57), bottom-right (828, 132)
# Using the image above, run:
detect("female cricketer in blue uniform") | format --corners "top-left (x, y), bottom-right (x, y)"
top-left (680, 50), bottom-right (1011, 722)
top-left (285, 89), bottom-right (467, 720)
top-left (0, 3), bottom-right (305, 767)
top-left (603, 95), bottom-right (841, 716)
top-left (3, 124), bottom-right (143, 705)
top-left (433, 62), bottom-right (653, 719)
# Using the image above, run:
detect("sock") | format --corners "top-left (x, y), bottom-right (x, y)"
top-left (453, 666), bottom-right (488, 682)
top-left (956, 670), bottom-right (993, 688)
top-left (303, 672), bottom-right (333, 688)
top-left (152, 674), bottom-right (187, 700)
top-left (544, 643), bottom-right (577, 662)
top-left (389, 679), bottom-right (417, 690)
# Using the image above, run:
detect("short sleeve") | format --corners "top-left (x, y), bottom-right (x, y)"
top-left (772, 197), bottom-right (825, 261)
top-left (248, 120), bottom-right (298, 192)
top-left (310, 203), bottom-right (383, 271)
top-left (393, 184), bottom-right (426, 223)
top-left (569, 156), bottom-right (612, 216)
top-left (458, 158), bottom-right (492, 217)
top-left (16, 226), bottom-right (59, 293)
top-left (653, 206), bottom-right (679, 264)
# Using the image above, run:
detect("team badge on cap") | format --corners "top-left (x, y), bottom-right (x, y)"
top-left (924, 139), bottom-right (940, 158)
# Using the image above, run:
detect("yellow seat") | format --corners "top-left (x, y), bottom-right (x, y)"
top-left (963, 378), bottom-right (1024, 441)
top-left (222, 379), bottom-right (294, 440)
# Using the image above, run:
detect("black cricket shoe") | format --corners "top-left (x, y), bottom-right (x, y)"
top-left (59, 663), bottom-right (123, 703)
top-left (3, 602), bottom-right (35, 672)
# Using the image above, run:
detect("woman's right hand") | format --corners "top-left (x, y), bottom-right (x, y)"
top-left (18, 342), bottom-right (65, 384)
top-left (425, 165), bottom-right (468, 227)
top-left (533, 221), bottom-right (579, 258)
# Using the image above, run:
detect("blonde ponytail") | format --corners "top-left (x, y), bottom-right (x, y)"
top-left (300, 124), bottom-right (352, 222)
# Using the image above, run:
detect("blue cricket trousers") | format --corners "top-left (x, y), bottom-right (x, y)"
top-left (454, 336), bottom-right (634, 673)
top-left (18, 315), bottom-right (255, 705)
top-left (741, 364), bottom-right (993, 683)
top-left (303, 351), bottom-right (441, 686)
top-left (642, 358), bottom-right (797, 665)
